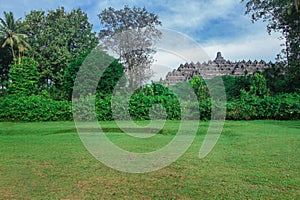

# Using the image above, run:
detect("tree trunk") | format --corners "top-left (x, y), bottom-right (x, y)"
top-left (10, 43), bottom-right (15, 62)
top-left (18, 51), bottom-right (21, 64)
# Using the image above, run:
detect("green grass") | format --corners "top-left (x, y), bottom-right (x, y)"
top-left (0, 120), bottom-right (299, 199)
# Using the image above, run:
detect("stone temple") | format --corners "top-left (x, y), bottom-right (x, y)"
top-left (161, 52), bottom-right (272, 85)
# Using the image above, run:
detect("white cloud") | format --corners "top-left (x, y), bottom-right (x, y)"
top-left (203, 31), bottom-right (283, 62)
top-left (159, 0), bottom-right (237, 29)
top-left (151, 28), bottom-right (211, 81)
top-left (95, 0), bottom-right (238, 31)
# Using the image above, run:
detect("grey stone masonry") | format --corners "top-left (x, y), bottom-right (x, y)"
top-left (162, 52), bottom-right (272, 85)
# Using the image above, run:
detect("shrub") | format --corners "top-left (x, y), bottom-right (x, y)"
top-left (0, 94), bottom-right (72, 122)
top-left (227, 92), bottom-right (300, 120)
top-left (8, 57), bottom-right (39, 95)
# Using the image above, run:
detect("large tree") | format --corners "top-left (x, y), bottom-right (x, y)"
top-left (22, 7), bottom-right (98, 97)
top-left (63, 49), bottom-right (125, 100)
top-left (242, 0), bottom-right (300, 91)
top-left (98, 6), bottom-right (162, 88)
top-left (242, 0), bottom-right (299, 64)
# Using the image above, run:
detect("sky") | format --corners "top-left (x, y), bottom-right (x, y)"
top-left (0, 0), bottom-right (283, 79)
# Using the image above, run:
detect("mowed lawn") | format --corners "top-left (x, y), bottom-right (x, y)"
top-left (0, 120), bottom-right (299, 199)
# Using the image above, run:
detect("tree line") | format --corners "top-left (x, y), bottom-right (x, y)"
top-left (0, 6), bottom-right (161, 99)
top-left (0, 3), bottom-right (299, 121)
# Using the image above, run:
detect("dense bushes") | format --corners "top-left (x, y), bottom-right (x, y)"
top-left (227, 92), bottom-right (300, 120)
top-left (0, 94), bottom-right (72, 121)
top-left (226, 73), bottom-right (300, 120)
top-left (8, 57), bottom-right (39, 95)
top-left (1, 64), bottom-right (300, 122)
top-left (1, 87), bottom-right (300, 122)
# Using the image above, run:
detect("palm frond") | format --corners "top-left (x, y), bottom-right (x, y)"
top-left (1, 38), bottom-right (12, 48)
top-left (0, 11), bottom-right (30, 60)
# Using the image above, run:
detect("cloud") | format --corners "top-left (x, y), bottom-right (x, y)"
top-left (98, 0), bottom-right (238, 32)
top-left (203, 31), bottom-right (283, 62)
top-left (158, 0), bottom-right (237, 30)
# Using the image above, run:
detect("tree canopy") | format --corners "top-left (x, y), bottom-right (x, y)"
top-left (98, 6), bottom-right (162, 88)
top-left (21, 7), bottom-right (98, 97)
top-left (242, 0), bottom-right (300, 64)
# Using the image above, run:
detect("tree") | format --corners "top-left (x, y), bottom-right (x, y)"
top-left (249, 73), bottom-right (269, 97)
top-left (63, 49), bottom-right (125, 100)
top-left (242, 0), bottom-right (300, 91)
top-left (242, 0), bottom-right (299, 65)
top-left (22, 7), bottom-right (98, 97)
top-left (98, 6), bottom-right (162, 88)
top-left (0, 11), bottom-right (30, 64)
top-left (262, 64), bottom-right (287, 94)
top-left (190, 75), bottom-right (209, 101)
top-left (0, 44), bottom-right (12, 95)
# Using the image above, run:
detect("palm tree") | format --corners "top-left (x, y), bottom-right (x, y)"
top-left (16, 35), bottom-right (31, 64)
top-left (0, 11), bottom-right (30, 64)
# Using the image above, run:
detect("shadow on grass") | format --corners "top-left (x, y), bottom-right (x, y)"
top-left (52, 128), bottom-right (164, 135)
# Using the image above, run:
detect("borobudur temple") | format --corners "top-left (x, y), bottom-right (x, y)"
top-left (162, 52), bottom-right (272, 85)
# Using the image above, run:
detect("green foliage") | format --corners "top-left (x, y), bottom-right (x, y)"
top-left (222, 75), bottom-right (251, 100)
top-left (0, 11), bottom-right (30, 63)
top-left (71, 49), bottom-right (116, 98)
top-left (8, 57), bottom-right (39, 95)
top-left (190, 75), bottom-right (209, 101)
top-left (227, 92), bottom-right (300, 120)
top-left (262, 64), bottom-right (287, 94)
top-left (128, 83), bottom-right (181, 120)
top-left (72, 94), bottom-right (97, 121)
top-left (0, 94), bottom-right (72, 122)
top-left (242, 0), bottom-right (300, 92)
top-left (65, 50), bottom-right (125, 100)
top-left (0, 8), bottom-right (299, 122)
top-left (22, 7), bottom-right (98, 96)
top-left (285, 60), bottom-right (300, 92)
top-left (1, 76), bottom-right (300, 122)
top-left (249, 73), bottom-right (269, 97)
top-left (63, 51), bottom-right (90, 100)
top-left (242, 0), bottom-right (300, 63)
top-left (98, 60), bottom-right (126, 96)
top-left (93, 83), bottom-right (182, 121)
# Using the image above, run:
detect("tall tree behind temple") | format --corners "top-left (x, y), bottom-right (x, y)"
top-left (22, 7), bottom-right (98, 98)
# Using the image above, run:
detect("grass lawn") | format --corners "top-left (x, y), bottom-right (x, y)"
top-left (0, 120), bottom-right (299, 199)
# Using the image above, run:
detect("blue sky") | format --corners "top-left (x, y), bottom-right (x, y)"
top-left (0, 0), bottom-right (282, 63)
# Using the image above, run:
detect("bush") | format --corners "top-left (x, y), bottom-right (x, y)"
top-left (0, 94), bottom-right (72, 122)
top-left (8, 57), bottom-right (39, 95)
top-left (227, 92), bottom-right (300, 120)
top-left (1, 77), bottom-right (299, 122)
